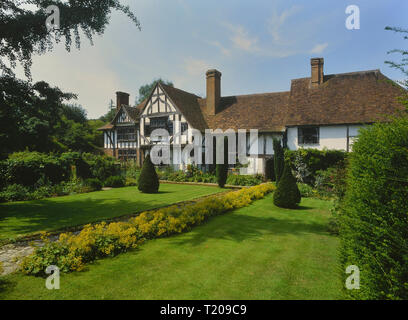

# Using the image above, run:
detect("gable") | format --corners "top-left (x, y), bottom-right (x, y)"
top-left (141, 84), bottom-right (178, 116)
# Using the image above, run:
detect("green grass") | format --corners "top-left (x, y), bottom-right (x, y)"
top-left (0, 184), bottom-right (224, 240)
top-left (0, 196), bottom-right (341, 300)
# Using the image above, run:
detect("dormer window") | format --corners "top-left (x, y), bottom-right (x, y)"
top-left (298, 126), bottom-right (319, 145)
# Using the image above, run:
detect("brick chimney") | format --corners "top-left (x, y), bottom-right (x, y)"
top-left (206, 69), bottom-right (222, 115)
top-left (311, 58), bottom-right (324, 88)
top-left (116, 91), bottom-right (130, 111)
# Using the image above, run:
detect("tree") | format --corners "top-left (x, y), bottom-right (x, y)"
top-left (138, 154), bottom-right (159, 193)
top-left (273, 138), bottom-right (284, 182)
top-left (0, 0), bottom-right (141, 78)
top-left (216, 137), bottom-right (228, 188)
top-left (273, 161), bottom-right (301, 208)
top-left (136, 79), bottom-right (173, 104)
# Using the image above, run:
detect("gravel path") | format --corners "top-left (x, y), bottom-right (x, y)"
top-left (0, 243), bottom-right (35, 275)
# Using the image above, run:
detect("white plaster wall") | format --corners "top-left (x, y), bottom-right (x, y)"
top-left (287, 125), bottom-right (364, 151)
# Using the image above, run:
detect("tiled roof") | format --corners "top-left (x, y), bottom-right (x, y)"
top-left (99, 69), bottom-right (405, 132)
top-left (285, 70), bottom-right (406, 126)
top-left (199, 92), bottom-right (289, 132)
top-left (160, 83), bottom-right (208, 131)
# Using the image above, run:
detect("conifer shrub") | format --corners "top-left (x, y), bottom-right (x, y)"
top-left (216, 137), bottom-right (228, 188)
top-left (138, 155), bottom-right (159, 193)
top-left (273, 161), bottom-right (301, 208)
top-left (273, 138), bottom-right (284, 182)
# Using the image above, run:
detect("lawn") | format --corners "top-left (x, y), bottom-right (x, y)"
top-left (0, 183), bottom-right (224, 240)
top-left (0, 195), bottom-right (342, 300)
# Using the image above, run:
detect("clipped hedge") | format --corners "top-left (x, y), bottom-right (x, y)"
top-left (339, 117), bottom-right (408, 300)
top-left (21, 183), bottom-right (276, 276)
top-left (104, 176), bottom-right (125, 188)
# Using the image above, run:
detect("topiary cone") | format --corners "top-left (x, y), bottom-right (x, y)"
top-left (273, 161), bottom-right (301, 208)
top-left (138, 154), bottom-right (160, 193)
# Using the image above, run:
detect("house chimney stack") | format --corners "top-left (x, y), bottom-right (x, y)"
top-left (116, 91), bottom-right (130, 111)
top-left (311, 58), bottom-right (324, 88)
top-left (206, 69), bottom-right (222, 115)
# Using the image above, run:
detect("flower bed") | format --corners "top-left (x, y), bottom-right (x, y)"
top-left (20, 183), bottom-right (275, 276)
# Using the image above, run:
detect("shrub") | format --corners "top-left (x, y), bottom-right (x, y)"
top-left (339, 117), bottom-right (408, 300)
top-left (273, 162), bottom-right (301, 208)
top-left (285, 148), bottom-right (347, 184)
top-left (84, 178), bottom-right (103, 191)
top-left (297, 183), bottom-right (315, 198)
top-left (226, 174), bottom-right (263, 186)
top-left (1, 152), bottom-right (71, 187)
top-left (0, 184), bottom-right (30, 202)
top-left (273, 139), bottom-right (284, 182)
top-left (21, 183), bottom-right (276, 276)
top-left (138, 155), bottom-right (159, 193)
top-left (104, 176), bottom-right (125, 188)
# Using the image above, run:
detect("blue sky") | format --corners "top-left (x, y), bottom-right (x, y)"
top-left (16, 0), bottom-right (408, 118)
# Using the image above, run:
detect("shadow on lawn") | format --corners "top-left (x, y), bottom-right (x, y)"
top-left (0, 197), bottom-right (147, 239)
top-left (170, 212), bottom-right (329, 247)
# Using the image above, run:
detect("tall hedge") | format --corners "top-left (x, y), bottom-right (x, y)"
top-left (339, 117), bottom-right (408, 300)
top-left (273, 161), bottom-right (301, 208)
top-left (138, 154), bottom-right (159, 193)
top-left (273, 138), bottom-right (284, 183)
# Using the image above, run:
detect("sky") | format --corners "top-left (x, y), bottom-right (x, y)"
top-left (14, 0), bottom-right (408, 119)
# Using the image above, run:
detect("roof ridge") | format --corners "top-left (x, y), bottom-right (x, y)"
top-left (161, 83), bottom-right (201, 98)
top-left (221, 91), bottom-right (290, 99)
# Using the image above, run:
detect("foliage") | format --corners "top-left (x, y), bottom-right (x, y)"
top-left (273, 138), bottom-right (285, 183)
top-left (0, 0), bottom-right (140, 78)
top-left (84, 178), bottom-right (102, 191)
top-left (0, 77), bottom-right (103, 157)
top-left (20, 184), bottom-right (275, 276)
top-left (297, 183), bottom-right (315, 198)
top-left (0, 184), bottom-right (30, 202)
top-left (339, 117), bottom-right (408, 299)
top-left (285, 148), bottom-right (347, 184)
top-left (138, 155), bottom-right (159, 193)
top-left (226, 174), bottom-right (263, 186)
top-left (265, 157), bottom-right (275, 181)
top-left (273, 162), bottom-right (301, 209)
top-left (104, 176), bottom-right (125, 188)
top-left (158, 166), bottom-right (217, 184)
top-left (216, 137), bottom-right (228, 188)
top-left (0, 151), bottom-right (71, 187)
top-left (136, 79), bottom-right (173, 104)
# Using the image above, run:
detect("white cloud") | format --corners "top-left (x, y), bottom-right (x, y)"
top-left (207, 41), bottom-right (231, 56)
top-left (310, 43), bottom-right (329, 54)
top-left (184, 57), bottom-right (212, 76)
top-left (267, 5), bottom-right (302, 44)
top-left (223, 23), bottom-right (260, 53)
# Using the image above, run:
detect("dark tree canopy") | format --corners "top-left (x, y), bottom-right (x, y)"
top-left (0, 0), bottom-right (141, 78)
top-left (0, 76), bottom-right (101, 157)
top-left (273, 138), bottom-right (284, 183)
top-left (136, 79), bottom-right (173, 104)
